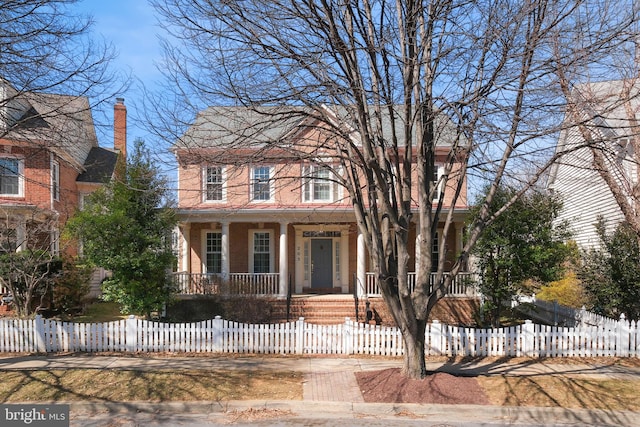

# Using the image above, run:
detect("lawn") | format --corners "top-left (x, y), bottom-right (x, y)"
top-left (0, 369), bottom-right (303, 402)
top-left (0, 365), bottom-right (639, 410)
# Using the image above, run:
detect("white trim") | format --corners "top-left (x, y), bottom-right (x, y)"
top-left (301, 164), bottom-right (342, 203)
top-left (201, 229), bottom-right (222, 274)
top-left (293, 224), bottom-right (350, 293)
top-left (248, 229), bottom-right (274, 273)
top-left (250, 165), bottom-right (274, 202)
top-left (202, 165), bottom-right (226, 203)
top-left (0, 155), bottom-right (24, 197)
top-left (433, 165), bottom-right (444, 201)
top-left (51, 158), bottom-right (60, 202)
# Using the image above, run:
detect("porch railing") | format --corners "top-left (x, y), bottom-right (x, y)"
top-left (174, 272), bottom-right (280, 296)
top-left (365, 272), bottom-right (479, 297)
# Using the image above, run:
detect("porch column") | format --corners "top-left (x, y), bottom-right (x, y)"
top-left (279, 222), bottom-right (289, 298)
top-left (16, 219), bottom-right (26, 252)
top-left (221, 221), bottom-right (230, 280)
top-left (357, 232), bottom-right (366, 297)
top-left (180, 223), bottom-right (191, 272)
top-left (455, 222), bottom-right (464, 269)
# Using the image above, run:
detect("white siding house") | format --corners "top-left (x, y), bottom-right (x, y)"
top-left (547, 80), bottom-right (640, 250)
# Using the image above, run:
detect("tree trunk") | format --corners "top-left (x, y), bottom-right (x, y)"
top-left (401, 319), bottom-right (428, 379)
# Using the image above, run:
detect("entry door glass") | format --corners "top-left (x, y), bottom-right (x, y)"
top-left (311, 239), bottom-right (333, 288)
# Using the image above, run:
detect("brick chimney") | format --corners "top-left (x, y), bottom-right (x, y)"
top-left (114, 97), bottom-right (127, 159)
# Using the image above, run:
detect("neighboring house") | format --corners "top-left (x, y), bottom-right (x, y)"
top-left (173, 106), bottom-right (473, 300)
top-left (0, 80), bottom-right (126, 293)
top-left (547, 80), bottom-right (640, 250)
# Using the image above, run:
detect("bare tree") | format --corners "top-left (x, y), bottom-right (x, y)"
top-left (0, 0), bottom-right (125, 140)
top-left (0, 211), bottom-right (62, 317)
top-left (150, 0), bottom-right (638, 378)
top-left (554, 53), bottom-right (640, 241)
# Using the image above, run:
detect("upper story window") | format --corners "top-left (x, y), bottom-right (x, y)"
top-left (302, 165), bottom-right (340, 203)
top-left (0, 157), bottom-right (23, 196)
top-left (431, 165), bottom-right (443, 200)
top-left (204, 166), bottom-right (225, 202)
top-left (251, 166), bottom-right (273, 202)
top-left (51, 160), bottom-right (60, 201)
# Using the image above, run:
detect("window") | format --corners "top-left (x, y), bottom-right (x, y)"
top-left (204, 166), bottom-right (225, 202)
top-left (0, 157), bottom-right (22, 196)
top-left (302, 165), bottom-right (340, 202)
top-left (51, 160), bottom-right (59, 201)
top-left (250, 231), bottom-right (272, 273)
top-left (50, 229), bottom-right (59, 256)
top-left (431, 165), bottom-right (443, 200)
top-left (205, 232), bottom-right (222, 274)
top-left (432, 231), bottom-right (439, 272)
top-left (251, 166), bottom-right (272, 201)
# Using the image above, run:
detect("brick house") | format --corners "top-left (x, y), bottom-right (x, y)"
top-left (173, 106), bottom-right (476, 322)
top-left (0, 81), bottom-right (126, 266)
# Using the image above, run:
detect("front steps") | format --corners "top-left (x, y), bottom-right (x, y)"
top-left (271, 295), bottom-right (368, 324)
top-left (271, 295), bottom-right (480, 326)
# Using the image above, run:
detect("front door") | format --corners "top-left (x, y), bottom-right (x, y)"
top-left (311, 239), bottom-right (333, 289)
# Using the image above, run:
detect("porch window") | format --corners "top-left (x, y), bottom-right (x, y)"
top-left (204, 166), bottom-right (225, 202)
top-left (250, 230), bottom-right (273, 273)
top-left (0, 157), bottom-right (22, 196)
top-left (302, 165), bottom-right (340, 202)
top-left (205, 232), bottom-right (222, 274)
top-left (251, 166), bottom-right (272, 201)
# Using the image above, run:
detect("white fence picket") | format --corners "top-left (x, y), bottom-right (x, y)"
top-left (0, 314), bottom-right (638, 358)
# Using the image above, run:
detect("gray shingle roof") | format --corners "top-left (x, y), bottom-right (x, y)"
top-left (175, 105), bottom-right (462, 151)
top-left (76, 147), bottom-right (118, 183)
top-left (4, 90), bottom-right (99, 169)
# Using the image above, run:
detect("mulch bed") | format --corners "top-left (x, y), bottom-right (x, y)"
top-left (355, 368), bottom-right (490, 405)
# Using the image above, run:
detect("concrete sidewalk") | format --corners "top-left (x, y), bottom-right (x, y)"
top-left (1, 354), bottom-right (640, 426)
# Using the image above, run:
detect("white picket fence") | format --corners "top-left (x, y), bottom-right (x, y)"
top-left (0, 315), bottom-right (638, 357)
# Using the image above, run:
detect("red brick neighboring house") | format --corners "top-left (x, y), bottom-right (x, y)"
top-left (0, 82), bottom-right (126, 295)
top-left (172, 106), bottom-right (477, 324)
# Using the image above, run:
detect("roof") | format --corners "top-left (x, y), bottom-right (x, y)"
top-left (548, 79), bottom-right (640, 187)
top-left (2, 88), bottom-right (99, 169)
top-left (176, 106), bottom-right (309, 151)
top-left (76, 147), bottom-right (118, 183)
top-left (175, 105), bottom-right (463, 151)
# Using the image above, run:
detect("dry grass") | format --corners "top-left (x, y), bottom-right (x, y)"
top-left (0, 360), bottom-right (639, 411)
top-left (0, 369), bottom-right (302, 402)
top-left (479, 376), bottom-right (640, 410)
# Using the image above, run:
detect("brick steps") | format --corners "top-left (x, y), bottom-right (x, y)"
top-left (271, 296), bottom-right (368, 324)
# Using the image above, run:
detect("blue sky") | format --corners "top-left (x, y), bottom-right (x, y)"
top-left (77, 0), bottom-right (164, 151)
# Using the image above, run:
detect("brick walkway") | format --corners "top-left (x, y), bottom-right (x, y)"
top-left (303, 370), bottom-right (364, 402)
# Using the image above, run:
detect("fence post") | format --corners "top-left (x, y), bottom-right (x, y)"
top-left (430, 320), bottom-right (442, 356)
top-left (618, 314), bottom-right (629, 357)
top-left (213, 316), bottom-right (223, 352)
top-left (296, 317), bottom-right (305, 355)
top-left (523, 320), bottom-right (534, 357)
top-left (126, 315), bottom-right (137, 353)
top-left (34, 315), bottom-right (47, 353)
top-left (344, 317), bottom-right (352, 355)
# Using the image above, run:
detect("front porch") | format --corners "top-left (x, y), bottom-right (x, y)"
top-left (173, 271), bottom-right (480, 298)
